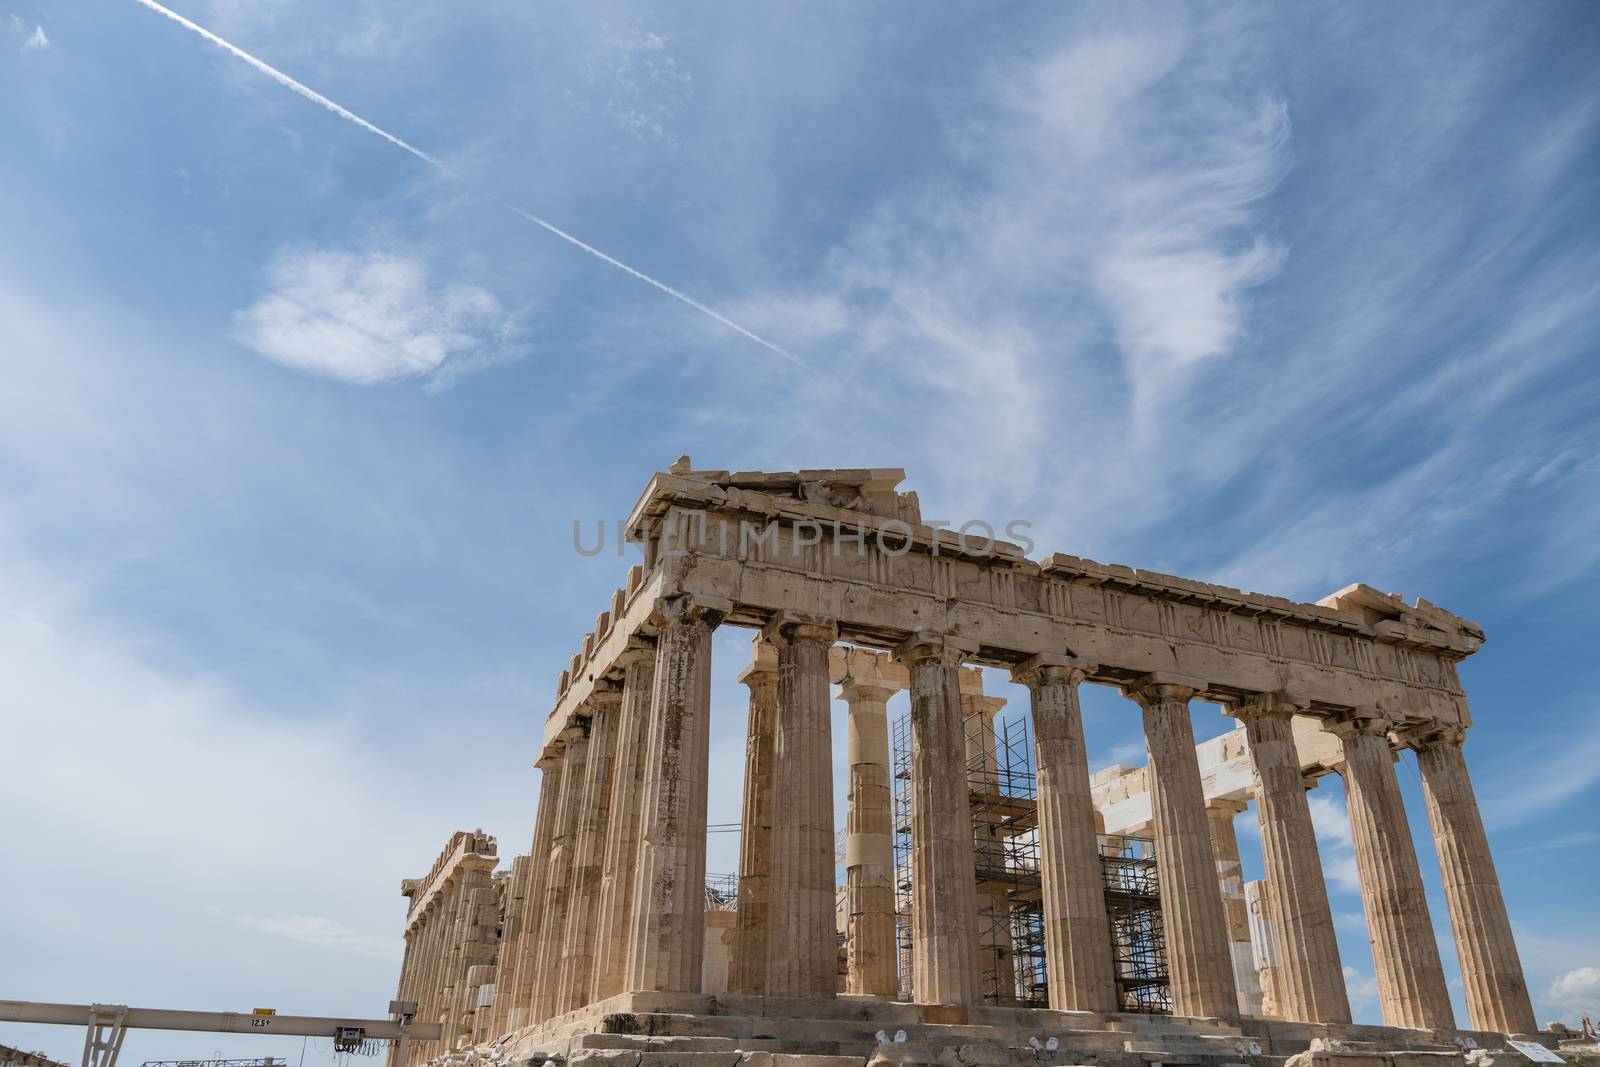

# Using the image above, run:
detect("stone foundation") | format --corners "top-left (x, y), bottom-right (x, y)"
top-left (462, 993), bottom-right (1539, 1067)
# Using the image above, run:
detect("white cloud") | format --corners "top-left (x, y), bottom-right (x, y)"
top-left (1308, 792), bottom-right (1362, 894)
top-left (1545, 966), bottom-right (1600, 1019)
top-left (1102, 740), bottom-right (1147, 766)
top-left (233, 245), bottom-right (524, 386)
top-left (24, 23), bottom-right (48, 49)
top-left (1343, 965), bottom-right (1381, 1014)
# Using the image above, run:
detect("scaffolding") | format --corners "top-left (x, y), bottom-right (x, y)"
top-left (892, 709), bottom-right (1048, 1006)
top-left (890, 710), bottom-right (1171, 1013)
top-left (1100, 838), bottom-right (1171, 1013)
top-left (891, 711), bottom-right (914, 1001)
top-left (705, 872), bottom-right (739, 911)
top-left (968, 714), bottom-right (1046, 1007)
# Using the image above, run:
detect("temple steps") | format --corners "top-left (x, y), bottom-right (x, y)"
top-left (536, 1008), bottom-right (1273, 1067)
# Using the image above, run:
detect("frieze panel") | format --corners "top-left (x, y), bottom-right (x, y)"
top-left (1124, 595), bottom-right (1162, 635)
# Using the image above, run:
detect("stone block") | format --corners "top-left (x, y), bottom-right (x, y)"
top-left (569, 1052), bottom-right (643, 1067)
top-left (635, 1054), bottom-right (742, 1067)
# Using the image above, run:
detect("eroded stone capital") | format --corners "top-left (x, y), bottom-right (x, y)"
top-left (1206, 797), bottom-right (1250, 818)
top-left (1009, 652), bottom-right (1095, 690)
top-left (891, 631), bottom-right (978, 669)
top-left (737, 635), bottom-right (779, 686)
top-left (1323, 707), bottom-right (1394, 740)
top-left (1228, 689), bottom-right (1307, 721)
top-left (586, 678), bottom-right (625, 710)
top-left (608, 635), bottom-right (658, 675)
top-left (1122, 671), bottom-right (1206, 706)
top-left (761, 609), bottom-right (838, 648)
top-left (1390, 721), bottom-right (1467, 752)
top-left (651, 592), bottom-right (732, 630)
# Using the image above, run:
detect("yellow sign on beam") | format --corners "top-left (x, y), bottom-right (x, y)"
top-left (251, 1010), bottom-right (276, 1017)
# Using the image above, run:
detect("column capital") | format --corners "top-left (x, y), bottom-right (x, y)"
top-left (892, 631), bottom-right (978, 669)
top-left (761, 609), bottom-right (838, 648)
top-left (1228, 689), bottom-right (1308, 720)
top-left (1323, 707), bottom-right (1395, 740)
top-left (609, 635), bottom-right (658, 674)
top-left (1206, 796), bottom-right (1250, 818)
top-left (971, 694), bottom-right (1006, 715)
top-left (1123, 671), bottom-right (1206, 706)
top-left (587, 678), bottom-right (625, 709)
top-left (1390, 721), bottom-right (1467, 751)
top-left (1010, 652), bottom-right (1095, 689)
top-left (837, 680), bottom-right (896, 704)
top-left (738, 636), bottom-right (779, 686)
top-left (651, 593), bottom-right (732, 629)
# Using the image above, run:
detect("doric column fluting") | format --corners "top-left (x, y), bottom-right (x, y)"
top-left (839, 674), bottom-right (900, 998)
top-left (731, 638), bottom-right (778, 995)
top-left (1244, 880), bottom-right (1281, 1019)
top-left (506, 755), bottom-right (561, 1031)
top-left (1404, 725), bottom-right (1536, 1034)
top-left (591, 643), bottom-right (656, 1003)
top-left (1206, 798), bottom-right (1264, 1015)
top-left (893, 634), bottom-right (982, 1007)
top-left (556, 682), bottom-right (624, 1014)
top-left (1010, 655), bottom-right (1118, 1012)
top-left (1331, 711), bottom-right (1454, 1032)
top-left (1232, 694), bottom-right (1349, 1025)
top-left (485, 854), bottom-right (530, 1036)
top-left (626, 594), bottom-right (727, 993)
top-left (530, 726), bottom-right (589, 1024)
top-left (1124, 674), bottom-right (1240, 1019)
top-left (763, 613), bottom-right (840, 999)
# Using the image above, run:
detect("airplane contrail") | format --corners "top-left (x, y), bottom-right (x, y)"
top-left (129, 0), bottom-right (810, 370)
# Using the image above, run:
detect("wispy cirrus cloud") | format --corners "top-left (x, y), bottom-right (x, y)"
top-left (1479, 710), bottom-right (1600, 829)
top-left (237, 913), bottom-right (400, 961)
top-left (725, 17), bottom-right (1291, 521)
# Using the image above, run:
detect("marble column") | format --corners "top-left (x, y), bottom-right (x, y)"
top-left (1206, 799), bottom-right (1264, 1015)
top-left (505, 755), bottom-right (561, 1031)
top-left (531, 725), bottom-right (589, 1024)
top-left (731, 638), bottom-right (778, 995)
top-left (557, 682), bottom-right (623, 1013)
top-left (894, 634), bottom-right (982, 1007)
top-left (591, 643), bottom-right (656, 1003)
top-left (1233, 694), bottom-right (1350, 1025)
top-left (839, 669), bottom-right (900, 998)
top-left (1407, 725), bottom-right (1536, 1034)
top-left (485, 854), bottom-right (530, 1036)
top-left (1244, 880), bottom-right (1281, 1019)
top-left (1331, 711), bottom-right (1454, 1032)
top-left (1011, 655), bottom-right (1118, 1012)
top-left (962, 673), bottom-right (1015, 1004)
top-left (1125, 674), bottom-right (1239, 1019)
top-left (764, 613), bottom-right (840, 998)
top-left (626, 594), bottom-right (727, 993)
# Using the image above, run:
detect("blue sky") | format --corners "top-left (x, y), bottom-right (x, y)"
top-left (2, 1), bottom-right (1599, 1059)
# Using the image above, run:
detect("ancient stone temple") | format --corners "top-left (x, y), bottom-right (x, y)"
top-left (392, 463), bottom-right (1544, 1067)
